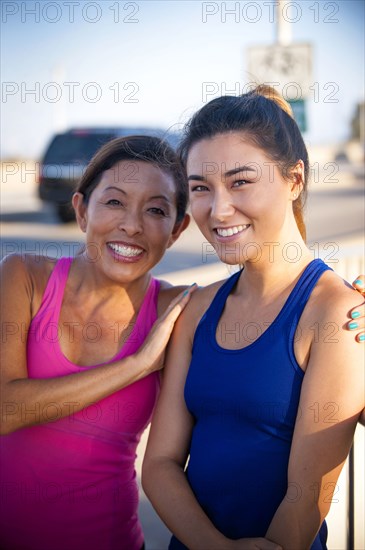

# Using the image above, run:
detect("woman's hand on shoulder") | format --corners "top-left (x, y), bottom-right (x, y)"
top-left (135, 283), bottom-right (198, 374)
top-left (144, 275), bottom-right (234, 377)
top-left (309, 273), bottom-right (364, 415)
top-left (157, 277), bottom-right (227, 336)
top-left (347, 275), bottom-right (364, 342)
top-left (349, 275), bottom-right (365, 425)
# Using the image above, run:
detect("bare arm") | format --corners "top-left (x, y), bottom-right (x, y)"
top-left (0, 256), bottom-right (196, 434)
top-left (142, 291), bottom-right (281, 550)
top-left (265, 285), bottom-right (365, 549)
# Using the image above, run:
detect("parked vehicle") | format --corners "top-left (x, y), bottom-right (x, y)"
top-left (38, 127), bottom-right (180, 222)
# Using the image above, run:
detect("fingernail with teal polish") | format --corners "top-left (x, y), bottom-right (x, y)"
top-left (351, 311), bottom-right (360, 319)
top-left (183, 289), bottom-right (189, 297)
top-left (349, 321), bottom-right (359, 330)
top-left (359, 334), bottom-right (365, 342)
top-left (353, 279), bottom-right (363, 285)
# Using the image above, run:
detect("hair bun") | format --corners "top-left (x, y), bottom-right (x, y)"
top-left (253, 84), bottom-right (294, 118)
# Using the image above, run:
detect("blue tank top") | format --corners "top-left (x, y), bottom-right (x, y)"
top-left (170, 259), bottom-right (331, 549)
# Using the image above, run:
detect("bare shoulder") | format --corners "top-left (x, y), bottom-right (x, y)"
top-left (1, 253), bottom-right (55, 276)
top-left (1, 254), bottom-right (56, 315)
top-left (299, 269), bottom-right (364, 422)
top-left (158, 279), bottom-right (187, 299)
top-left (309, 269), bottom-right (361, 322)
top-left (157, 279), bottom-right (188, 315)
top-left (157, 275), bottom-right (230, 328)
top-left (298, 268), bottom-right (364, 372)
top-left (190, 277), bottom-right (228, 310)
top-left (1, 253), bottom-right (38, 285)
top-left (178, 277), bottom-right (230, 334)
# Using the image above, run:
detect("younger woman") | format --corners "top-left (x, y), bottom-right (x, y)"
top-left (142, 87), bottom-right (365, 549)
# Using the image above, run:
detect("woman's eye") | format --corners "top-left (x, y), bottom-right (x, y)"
top-left (106, 199), bottom-right (123, 206)
top-left (232, 180), bottom-right (249, 188)
top-left (190, 185), bottom-right (208, 192)
top-left (148, 207), bottom-right (166, 216)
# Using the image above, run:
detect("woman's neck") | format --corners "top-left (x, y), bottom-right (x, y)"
top-left (68, 255), bottom-right (151, 310)
top-left (237, 240), bottom-right (313, 301)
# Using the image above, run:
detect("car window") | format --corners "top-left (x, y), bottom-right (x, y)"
top-left (43, 133), bottom-right (115, 164)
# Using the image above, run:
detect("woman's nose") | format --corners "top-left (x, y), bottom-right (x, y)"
top-left (117, 210), bottom-right (143, 235)
top-left (210, 190), bottom-right (235, 222)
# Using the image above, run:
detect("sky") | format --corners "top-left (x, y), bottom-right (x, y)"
top-left (1, 0), bottom-right (364, 159)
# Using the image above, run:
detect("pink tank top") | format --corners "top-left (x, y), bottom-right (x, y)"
top-left (0, 258), bottom-right (161, 550)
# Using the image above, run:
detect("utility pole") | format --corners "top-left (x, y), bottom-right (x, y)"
top-left (276, 0), bottom-right (292, 46)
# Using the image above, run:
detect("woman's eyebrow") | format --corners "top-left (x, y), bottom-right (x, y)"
top-left (188, 174), bottom-right (206, 182)
top-left (104, 186), bottom-right (127, 194)
top-left (224, 165), bottom-right (257, 178)
top-left (148, 195), bottom-right (172, 204)
top-left (103, 187), bottom-right (172, 204)
top-left (188, 165), bottom-right (257, 181)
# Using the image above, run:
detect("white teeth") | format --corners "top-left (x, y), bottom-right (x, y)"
top-left (216, 225), bottom-right (249, 237)
top-left (108, 243), bottom-right (143, 257)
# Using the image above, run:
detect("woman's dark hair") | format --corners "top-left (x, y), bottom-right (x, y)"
top-left (76, 135), bottom-right (188, 222)
top-left (178, 85), bottom-right (308, 240)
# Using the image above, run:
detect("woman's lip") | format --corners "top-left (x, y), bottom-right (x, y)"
top-left (213, 226), bottom-right (251, 244)
top-left (214, 224), bottom-right (251, 239)
top-left (107, 242), bottom-right (145, 262)
top-left (106, 241), bottom-right (144, 252)
top-left (107, 240), bottom-right (145, 251)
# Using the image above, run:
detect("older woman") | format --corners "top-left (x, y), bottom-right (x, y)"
top-left (0, 135), bottom-right (196, 550)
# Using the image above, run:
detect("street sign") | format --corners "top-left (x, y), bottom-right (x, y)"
top-left (288, 99), bottom-right (307, 132)
top-left (247, 43), bottom-right (312, 100)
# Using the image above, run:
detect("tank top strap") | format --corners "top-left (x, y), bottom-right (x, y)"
top-left (194, 261), bottom-right (332, 349)
top-left (115, 277), bottom-right (161, 358)
top-left (37, 257), bottom-right (73, 318)
top-left (211, 269), bottom-right (242, 313)
top-left (195, 269), bottom-right (242, 335)
top-left (135, 277), bottom-right (160, 331)
top-left (278, 259), bottom-right (332, 327)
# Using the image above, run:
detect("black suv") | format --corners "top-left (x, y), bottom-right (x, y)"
top-left (38, 127), bottom-right (180, 222)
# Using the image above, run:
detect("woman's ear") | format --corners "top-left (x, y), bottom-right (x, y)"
top-left (167, 214), bottom-right (190, 248)
top-left (72, 193), bottom-right (88, 233)
top-left (290, 160), bottom-right (305, 200)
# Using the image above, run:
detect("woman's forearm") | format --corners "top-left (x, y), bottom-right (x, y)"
top-left (265, 490), bottom-right (325, 549)
top-left (0, 353), bottom-right (148, 434)
top-left (142, 457), bottom-right (232, 550)
top-left (1, 283), bottom-right (197, 435)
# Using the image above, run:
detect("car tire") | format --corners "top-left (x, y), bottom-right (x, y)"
top-left (57, 203), bottom-right (75, 223)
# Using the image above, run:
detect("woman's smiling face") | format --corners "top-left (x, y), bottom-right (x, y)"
top-left (74, 160), bottom-right (184, 283)
top-left (187, 132), bottom-right (296, 265)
